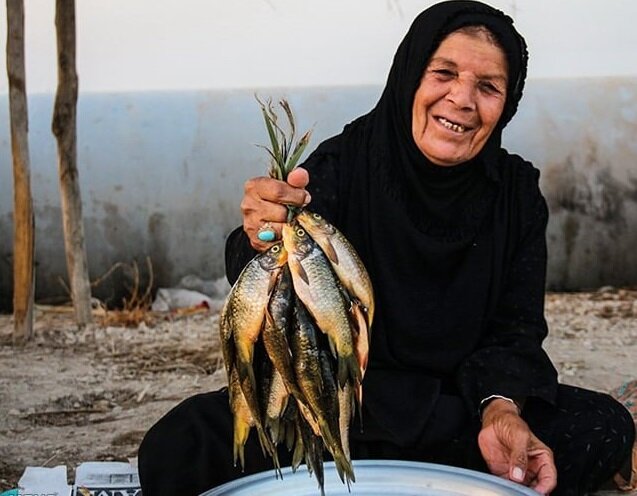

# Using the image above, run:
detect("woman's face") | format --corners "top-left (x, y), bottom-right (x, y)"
top-left (411, 30), bottom-right (508, 166)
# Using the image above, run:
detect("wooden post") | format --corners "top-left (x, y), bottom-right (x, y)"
top-left (52, 0), bottom-right (92, 326)
top-left (6, 0), bottom-right (35, 343)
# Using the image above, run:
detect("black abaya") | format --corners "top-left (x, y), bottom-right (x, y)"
top-left (139, 1), bottom-right (635, 494)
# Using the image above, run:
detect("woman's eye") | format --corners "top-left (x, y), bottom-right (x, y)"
top-left (432, 69), bottom-right (455, 79)
top-left (479, 82), bottom-right (502, 95)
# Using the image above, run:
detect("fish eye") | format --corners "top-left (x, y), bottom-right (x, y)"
top-left (312, 213), bottom-right (321, 220)
top-left (271, 244), bottom-right (280, 253)
top-left (296, 228), bottom-right (306, 237)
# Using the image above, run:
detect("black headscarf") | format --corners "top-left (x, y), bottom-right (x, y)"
top-left (322, 0), bottom-right (529, 280)
top-left (379, 0), bottom-right (528, 150)
top-left (362, 0), bottom-right (528, 227)
top-left (303, 0), bottom-right (531, 445)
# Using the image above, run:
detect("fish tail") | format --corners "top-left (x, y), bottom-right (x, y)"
top-left (331, 449), bottom-right (356, 486)
top-left (355, 383), bottom-right (364, 433)
top-left (233, 442), bottom-right (245, 472)
top-left (266, 416), bottom-right (281, 445)
top-left (233, 421), bottom-right (251, 471)
top-left (338, 352), bottom-right (362, 389)
top-left (291, 422), bottom-right (305, 471)
top-left (318, 417), bottom-right (355, 485)
top-left (256, 425), bottom-right (283, 479)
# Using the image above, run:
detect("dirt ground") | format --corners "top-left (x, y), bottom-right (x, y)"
top-left (1, 288), bottom-right (636, 494)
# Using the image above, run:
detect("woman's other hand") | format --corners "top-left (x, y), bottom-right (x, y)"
top-left (241, 167), bottom-right (311, 251)
top-left (479, 399), bottom-right (557, 495)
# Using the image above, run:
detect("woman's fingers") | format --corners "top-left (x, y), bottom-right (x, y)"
top-left (245, 174), bottom-right (310, 206)
top-left (527, 442), bottom-right (557, 495)
top-left (241, 170), bottom-right (311, 250)
top-left (287, 167), bottom-right (310, 190)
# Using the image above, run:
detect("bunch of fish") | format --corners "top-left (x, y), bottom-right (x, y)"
top-left (219, 209), bottom-right (374, 495)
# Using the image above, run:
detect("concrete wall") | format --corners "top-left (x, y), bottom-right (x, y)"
top-left (0, 87), bottom-right (381, 308)
top-left (1, 79), bottom-right (636, 310)
top-left (508, 79), bottom-right (637, 290)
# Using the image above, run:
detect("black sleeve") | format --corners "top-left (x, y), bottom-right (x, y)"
top-left (224, 227), bottom-right (258, 286)
top-left (224, 143), bottom-right (341, 286)
top-left (457, 168), bottom-right (558, 415)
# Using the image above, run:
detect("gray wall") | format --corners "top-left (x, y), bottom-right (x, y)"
top-left (506, 78), bottom-right (637, 290)
top-left (1, 79), bottom-right (636, 309)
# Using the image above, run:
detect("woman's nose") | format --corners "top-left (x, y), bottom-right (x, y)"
top-left (446, 78), bottom-right (476, 110)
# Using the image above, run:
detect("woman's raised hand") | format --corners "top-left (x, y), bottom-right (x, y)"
top-left (241, 167), bottom-right (311, 251)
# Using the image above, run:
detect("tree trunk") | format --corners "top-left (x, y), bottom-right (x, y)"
top-left (52, 0), bottom-right (92, 327)
top-left (6, 0), bottom-right (35, 343)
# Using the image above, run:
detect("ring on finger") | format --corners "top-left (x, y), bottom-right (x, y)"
top-left (257, 222), bottom-right (277, 242)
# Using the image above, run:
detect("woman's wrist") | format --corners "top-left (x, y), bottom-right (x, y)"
top-left (480, 397), bottom-right (521, 425)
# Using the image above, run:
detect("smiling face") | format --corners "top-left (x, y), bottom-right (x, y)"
top-left (411, 29), bottom-right (508, 166)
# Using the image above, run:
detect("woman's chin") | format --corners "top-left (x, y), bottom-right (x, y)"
top-left (423, 148), bottom-right (471, 166)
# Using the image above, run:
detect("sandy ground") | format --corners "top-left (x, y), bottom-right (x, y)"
top-left (0, 288), bottom-right (636, 494)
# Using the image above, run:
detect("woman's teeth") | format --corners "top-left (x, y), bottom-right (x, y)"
top-left (437, 117), bottom-right (466, 133)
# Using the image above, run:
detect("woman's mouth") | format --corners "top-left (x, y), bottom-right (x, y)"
top-left (436, 116), bottom-right (470, 134)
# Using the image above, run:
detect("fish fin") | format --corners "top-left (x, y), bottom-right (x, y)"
top-left (283, 417), bottom-right (296, 452)
top-left (338, 353), bottom-right (362, 389)
top-left (266, 416), bottom-right (281, 446)
top-left (264, 305), bottom-right (275, 327)
top-left (267, 270), bottom-right (280, 296)
top-left (322, 238), bottom-right (339, 265)
top-left (256, 425), bottom-right (283, 479)
top-left (296, 262), bottom-right (310, 285)
top-left (356, 384), bottom-right (364, 433)
top-left (291, 422), bottom-right (305, 471)
top-left (236, 357), bottom-right (270, 446)
top-left (329, 443), bottom-right (355, 486)
top-left (327, 336), bottom-right (337, 358)
top-left (233, 418), bottom-right (251, 471)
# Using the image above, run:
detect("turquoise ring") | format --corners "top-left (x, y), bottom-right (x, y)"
top-left (257, 223), bottom-right (276, 242)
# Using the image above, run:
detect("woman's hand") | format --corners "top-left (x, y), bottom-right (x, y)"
top-left (241, 167), bottom-right (311, 251)
top-left (478, 399), bottom-right (557, 495)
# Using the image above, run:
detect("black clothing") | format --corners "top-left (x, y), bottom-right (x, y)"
top-left (140, 1), bottom-right (634, 494)
top-left (138, 385), bottom-right (634, 496)
top-left (226, 149), bottom-right (558, 447)
top-left (225, 0), bottom-right (558, 445)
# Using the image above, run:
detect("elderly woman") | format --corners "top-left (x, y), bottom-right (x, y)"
top-left (139, 1), bottom-right (635, 495)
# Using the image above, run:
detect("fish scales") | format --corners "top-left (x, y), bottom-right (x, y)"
top-left (283, 222), bottom-right (361, 388)
top-left (220, 243), bottom-right (287, 476)
top-left (297, 210), bottom-right (375, 328)
top-left (262, 266), bottom-right (307, 405)
top-left (229, 366), bottom-right (255, 471)
top-left (291, 298), bottom-right (355, 486)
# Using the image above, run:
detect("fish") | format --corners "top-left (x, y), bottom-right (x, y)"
top-left (297, 209), bottom-right (375, 329)
top-left (218, 305), bottom-right (234, 383)
top-left (337, 380), bottom-right (354, 462)
top-left (262, 266), bottom-right (308, 406)
top-left (264, 367), bottom-right (290, 445)
top-left (290, 297), bottom-right (355, 486)
top-left (298, 412), bottom-right (326, 496)
top-left (276, 397), bottom-right (306, 472)
top-left (220, 242), bottom-right (288, 474)
top-left (349, 299), bottom-right (370, 424)
top-left (282, 221), bottom-right (360, 388)
top-left (224, 243), bottom-right (287, 377)
top-left (228, 365), bottom-right (255, 471)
